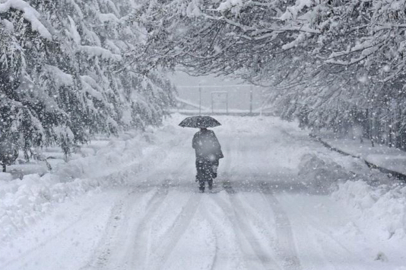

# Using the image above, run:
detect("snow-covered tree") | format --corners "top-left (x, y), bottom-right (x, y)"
top-left (0, 0), bottom-right (175, 161)
top-left (133, 0), bottom-right (406, 149)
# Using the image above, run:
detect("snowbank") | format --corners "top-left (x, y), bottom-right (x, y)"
top-left (0, 173), bottom-right (12, 182)
top-left (0, 125), bottom-right (178, 242)
top-left (333, 180), bottom-right (406, 241)
top-left (0, 174), bottom-right (98, 241)
top-left (298, 153), bottom-right (354, 192)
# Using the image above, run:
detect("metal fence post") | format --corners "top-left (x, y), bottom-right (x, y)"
top-left (199, 84), bottom-right (202, 115)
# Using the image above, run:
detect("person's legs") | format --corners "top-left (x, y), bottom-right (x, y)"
top-left (195, 159), bottom-right (200, 182)
top-left (196, 159), bottom-right (215, 192)
top-left (199, 180), bottom-right (205, 192)
top-left (208, 179), bottom-right (213, 190)
top-left (196, 159), bottom-right (205, 192)
top-left (211, 159), bottom-right (219, 179)
top-left (202, 160), bottom-right (213, 191)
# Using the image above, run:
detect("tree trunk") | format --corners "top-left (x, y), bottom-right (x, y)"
top-left (2, 164), bottom-right (6, 172)
top-left (395, 108), bottom-right (402, 149)
top-left (389, 123), bottom-right (393, 147)
top-left (365, 109), bottom-right (371, 140)
top-left (370, 110), bottom-right (375, 147)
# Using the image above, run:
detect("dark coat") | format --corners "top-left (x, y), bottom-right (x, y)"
top-left (192, 129), bottom-right (223, 161)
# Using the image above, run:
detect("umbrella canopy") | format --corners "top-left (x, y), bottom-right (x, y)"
top-left (179, 116), bottom-right (221, 128)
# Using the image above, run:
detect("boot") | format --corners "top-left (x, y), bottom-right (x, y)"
top-left (199, 181), bottom-right (205, 193)
top-left (208, 180), bottom-right (213, 191)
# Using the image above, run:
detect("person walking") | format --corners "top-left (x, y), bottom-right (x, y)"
top-left (192, 127), bottom-right (223, 192)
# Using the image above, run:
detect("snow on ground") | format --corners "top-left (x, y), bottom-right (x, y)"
top-left (1, 114), bottom-right (405, 270)
top-left (319, 134), bottom-right (406, 176)
top-left (0, 129), bottom-right (170, 242)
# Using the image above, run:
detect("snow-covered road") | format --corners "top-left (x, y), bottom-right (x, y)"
top-left (1, 115), bottom-right (405, 270)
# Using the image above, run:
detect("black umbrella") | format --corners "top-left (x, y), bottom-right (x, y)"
top-left (179, 116), bottom-right (221, 128)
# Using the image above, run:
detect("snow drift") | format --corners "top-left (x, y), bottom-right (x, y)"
top-left (333, 180), bottom-right (406, 241)
top-left (0, 128), bottom-right (173, 242)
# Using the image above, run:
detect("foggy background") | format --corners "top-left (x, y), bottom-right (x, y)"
top-left (168, 71), bottom-right (265, 113)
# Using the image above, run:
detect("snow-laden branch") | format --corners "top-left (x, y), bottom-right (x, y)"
top-left (80, 46), bottom-right (122, 61)
top-left (0, 0), bottom-right (52, 39)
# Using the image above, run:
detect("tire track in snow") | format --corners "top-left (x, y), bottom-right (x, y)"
top-left (82, 137), bottom-right (194, 270)
top-left (82, 181), bottom-right (170, 270)
top-left (80, 189), bottom-right (135, 270)
top-left (281, 195), bottom-right (365, 269)
top-left (260, 182), bottom-right (302, 270)
top-left (129, 180), bottom-right (171, 270)
top-left (150, 193), bottom-right (201, 270)
top-left (240, 130), bottom-right (302, 270)
top-left (213, 188), bottom-right (283, 270)
top-left (2, 199), bottom-right (116, 270)
top-left (199, 202), bottom-right (222, 270)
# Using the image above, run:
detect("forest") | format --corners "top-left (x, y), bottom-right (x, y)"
top-left (2, 2), bottom-right (406, 268)
top-left (133, 0), bottom-right (406, 149)
top-left (1, 0), bottom-right (406, 164)
top-left (0, 0), bottom-right (176, 166)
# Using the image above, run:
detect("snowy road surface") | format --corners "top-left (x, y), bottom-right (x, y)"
top-left (1, 115), bottom-right (405, 270)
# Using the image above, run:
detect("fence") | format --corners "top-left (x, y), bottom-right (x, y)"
top-left (174, 84), bottom-right (272, 115)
